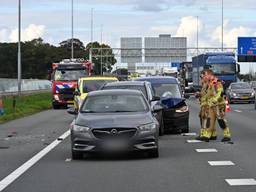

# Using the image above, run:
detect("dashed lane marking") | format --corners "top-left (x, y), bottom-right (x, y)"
top-left (187, 140), bottom-right (203, 143)
top-left (225, 179), bottom-right (256, 186)
top-left (65, 158), bottom-right (72, 162)
top-left (208, 161), bottom-right (235, 166)
top-left (0, 130), bottom-right (70, 192)
top-left (196, 149), bottom-right (218, 153)
top-left (182, 133), bottom-right (197, 136)
top-left (234, 110), bottom-right (242, 113)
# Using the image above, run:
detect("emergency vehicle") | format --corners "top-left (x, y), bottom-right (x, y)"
top-left (50, 59), bottom-right (92, 109)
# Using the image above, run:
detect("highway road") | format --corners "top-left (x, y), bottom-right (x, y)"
top-left (0, 98), bottom-right (256, 192)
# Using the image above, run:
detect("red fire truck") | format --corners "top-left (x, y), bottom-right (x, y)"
top-left (50, 59), bottom-right (92, 109)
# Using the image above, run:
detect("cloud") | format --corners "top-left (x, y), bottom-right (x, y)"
top-left (9, 24), bottom-right (46, 42)
top-left (0, 28), bottom-right (8, 42)
top-left (175, 16), bottom-right (203, 46)
top-left (211, 20), bottom-right (253, 47)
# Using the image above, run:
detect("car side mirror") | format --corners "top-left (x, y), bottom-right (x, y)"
top-left (184, 93), bottom-right (190, 99)
top-left (67, 108), bottom-right (78, 115)
top-left (151, 96), bottom-right (161, 102)
top-left (152, 104), bottom-right (163, 112)
top-left (73, 91), bottom-right (81, 96)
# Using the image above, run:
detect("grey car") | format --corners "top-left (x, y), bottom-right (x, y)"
top-left (68, 89), bottom-right (160, 159)
top-left (226, 82), bottom-right (255, 103)
top-left (101, 81), bottom-right (164, 136)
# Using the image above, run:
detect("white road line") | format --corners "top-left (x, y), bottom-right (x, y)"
top-left (187, 140), bottom-right (203, 143)
top-left (182, 133), bottom-right (197, 136)
top-left (234, 110), bottom-right (242, 113)
top-left (208, 161), bottom-right (235, 166)
top-left (0, 130), bottom-right (70, 192)
top-left (225, 179), bottom-right (256, 186)
top-left (196, 149), bottom-right (218, 153)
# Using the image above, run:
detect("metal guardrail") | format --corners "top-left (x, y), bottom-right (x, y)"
top-left (0, 89), bottom-right (51, 97)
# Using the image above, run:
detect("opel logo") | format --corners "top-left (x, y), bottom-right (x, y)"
top-left (111, 129), bottom-right (118, 135)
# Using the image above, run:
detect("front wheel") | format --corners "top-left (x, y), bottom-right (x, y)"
top-left (52, 102), bottom-right (60, 109)
top-left (148, 149), bottom-right (159, 158)
top-left (72, 150), bottom-right (83, 160)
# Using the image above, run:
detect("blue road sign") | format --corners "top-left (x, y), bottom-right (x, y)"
top-left (238, 37), bottom-right (256, 55)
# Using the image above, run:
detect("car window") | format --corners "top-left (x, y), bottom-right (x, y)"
top-left (151, 83), bottom-right (181, 98)
top-left (81, 94), bottom-right (149, 113)
top-left (103, 85), bottom-right (148, 100)
top-left (83, 80), bottom-right (116, 93)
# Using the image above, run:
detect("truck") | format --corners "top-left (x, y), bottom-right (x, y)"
top-left (161, 67), bottom-right (178, 78)
top-left (180, 62), bottom-right (194, 93)
top-left (50, 59), bottom-right (93, 109)
top-left (192, 52), bottom-right (240, 90)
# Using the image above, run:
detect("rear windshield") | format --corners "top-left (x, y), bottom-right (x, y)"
top-left (83, 80), bottom-right (116, 93)
top-left (152, 83), bottom-right (181, 98)
top-left (103, 85), bottom-right (148, 99)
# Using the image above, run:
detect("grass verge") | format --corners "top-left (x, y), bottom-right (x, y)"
top-left (0, 92), bottom-right (52, 124)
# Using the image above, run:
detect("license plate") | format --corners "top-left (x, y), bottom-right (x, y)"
top-left (241, 96), bottom-right (249, 99)
top-left (103, 140), bottom-right (128, 150)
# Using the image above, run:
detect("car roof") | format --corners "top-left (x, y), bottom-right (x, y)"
top-left (79, 76), bottom-right (118, 81)
top-left (136, 76), bottom-right (178, 84)
top-left (87, 89), bottom-right (143, 97)
top-left (104, 81), bottom-right (146, 87)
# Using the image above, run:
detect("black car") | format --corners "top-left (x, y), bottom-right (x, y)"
top-left (101, 81), bottom-right (164, 136)
top-left (226, 82), bottom-right (255, 103)
top-left (136, 76), bottom-right (189, 133)
top-left (68, 90), bottom-right (160, 159)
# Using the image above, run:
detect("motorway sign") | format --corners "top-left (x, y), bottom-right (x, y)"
top-left (238, 37), bottom-right (256, 62)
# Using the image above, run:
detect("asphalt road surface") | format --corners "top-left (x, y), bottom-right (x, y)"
top-left (1, 98), bottom-right (256, 192)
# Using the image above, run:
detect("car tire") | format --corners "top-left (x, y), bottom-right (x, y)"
top-left (159, 117), bottom-right (164, 136)
top-left (52, 103), bottom-right (60, 109)
top-left (148, 149), bottom-right (159, 158)
top-left (72, 150), bottom-right (83, 160)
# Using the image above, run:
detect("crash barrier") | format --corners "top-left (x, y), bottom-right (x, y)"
top-left (0, 97), bottom-right (4, 116)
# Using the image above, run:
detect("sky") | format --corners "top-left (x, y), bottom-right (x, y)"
top-left (1, 0), bottom-right (256, 73)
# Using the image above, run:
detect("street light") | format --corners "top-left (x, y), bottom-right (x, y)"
top-left (71, 0), bottom-right (74, 59)
top-left (18, 0), bottom-right (21, 94)
top-left (221, 0), bottom-right (224, 51)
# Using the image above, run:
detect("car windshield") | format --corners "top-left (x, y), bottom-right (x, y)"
top-left (83, 80), bottom-right (116, 93)
top-left (54, 69), bottom-right (87, 81)
top-left (231, 83), bottom-right (251, 89)
top-left (103, 85), bottom-right (147, 99)
top-left (81, 94), bottom-right (148, 113)
top-left (210, 64), bottom-right (236, 75)
top-left (151, 83), bottom-right (181, 98)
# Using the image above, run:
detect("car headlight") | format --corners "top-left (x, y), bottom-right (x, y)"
top-left (54, 94), bottom-right (59, 101)
top-left (176, 106), bottom-right (189, 113)
top-left (232, 92), bottom-right (237, 97)
top-left (251, 92), bottom-right (255, 97)
top-left (73, 125), bottom-right (90, 132)
top-left (139, 123), bottom-right (157, 133)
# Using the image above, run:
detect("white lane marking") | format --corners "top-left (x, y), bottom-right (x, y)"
top-left (196, 149), bottom-right (218, 153)
top-left (234, 110), bottom-right (242, 113)
top-left (208, 161), bottom-right (235, 166)
top-left (182, 133), bottom-right (197, 136)
top-left (0, 130), bottom-right (70, 192)
top-left (65, 158), bottom-right (72, 162)
top-left (225, 179), bottom-right (256, 186)
top-left (187, 140), bottom-right (203, 143)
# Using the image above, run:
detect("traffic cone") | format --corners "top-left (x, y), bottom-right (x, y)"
top-left (0, 98), bottom-right (4, 116)
top-left (225, 98), bottom-right (231, 113)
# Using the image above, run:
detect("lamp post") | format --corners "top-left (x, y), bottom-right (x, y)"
top-left (221, 0), bottom-right (224, 51)
top-left (71, 0), bottom-right (74, 59)
top-left (17, 0), bottom-right (21, 94)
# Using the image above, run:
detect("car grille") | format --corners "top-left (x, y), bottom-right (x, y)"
top-left (92, 128), bottom-right (137, 139)
top-left (237, 93), bottom-right (252, 97)
top-left (59, 94), bottom-right (74, 100)
top-left (58, 88), bottom-right (75, 94)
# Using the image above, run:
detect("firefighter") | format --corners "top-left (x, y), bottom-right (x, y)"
top-left (195, 71), bottom-right (209, 140)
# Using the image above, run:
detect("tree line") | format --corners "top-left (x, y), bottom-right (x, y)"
top-left (0, 38), bottom-right (116, 79)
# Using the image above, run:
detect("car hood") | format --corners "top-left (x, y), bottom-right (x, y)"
top-left (231, 89), bottom-right (254, 93)
top-left (161, 97), bottom-right (186, 109)
top-left (76, 112), bottom-right (153, 128)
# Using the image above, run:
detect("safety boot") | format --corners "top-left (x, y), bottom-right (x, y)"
top-left (221, 127), bottom-right (231, 142)
top-left (210, 130), bottom-right (217, 140)
top-left (195, 129), bottom-right (205, 140)
top-left (199, 129), bottom-right (210, 142)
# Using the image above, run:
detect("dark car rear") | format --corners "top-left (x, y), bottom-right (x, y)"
top-left (136, 76), bottom-right (189, 133)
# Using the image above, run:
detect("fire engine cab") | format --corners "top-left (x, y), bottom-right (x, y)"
top-left (50, 59), bottom-right (92, 109)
